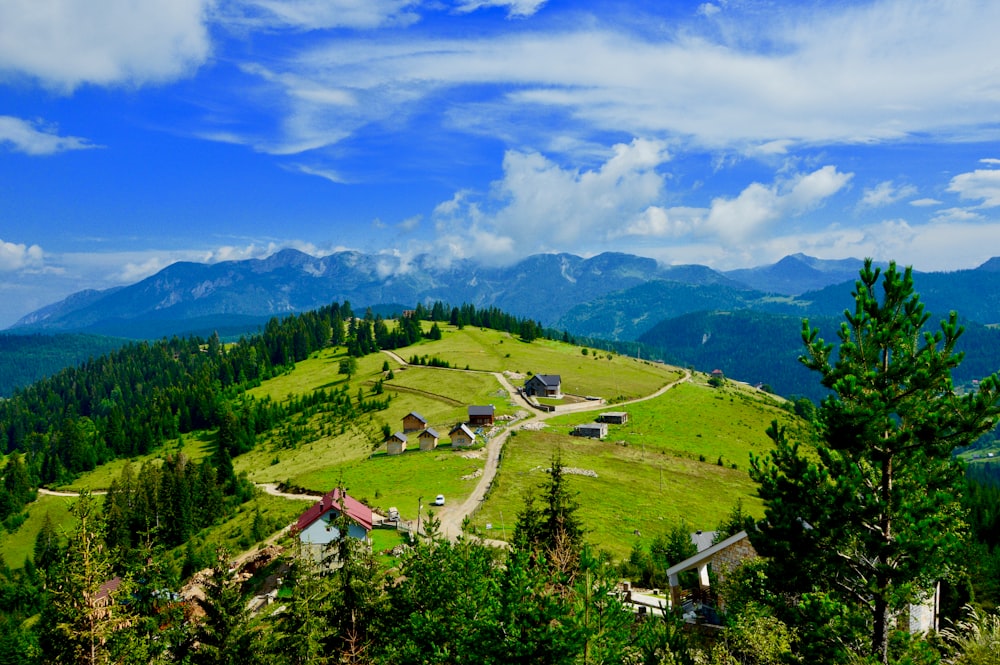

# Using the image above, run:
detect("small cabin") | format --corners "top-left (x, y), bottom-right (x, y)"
top-left (387, 432), bottom-right (407, 455)
top-left (402, 412), bottom-right (427, 433)
top-left (573, 422), bottom-right (608, 439)
top-left (468, 405), bottom-right (495, 427)
top-left (599, 412), bottom-right (629, 425)
top-left (418, 428), bottom-right (440, 452)
top-left (450, 423), bottom-right (476, 448)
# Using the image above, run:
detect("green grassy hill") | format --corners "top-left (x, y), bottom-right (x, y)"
top-left (469, 376), bottom-right (797, 559)
top-left (4, 324), bottom-right (799, 565)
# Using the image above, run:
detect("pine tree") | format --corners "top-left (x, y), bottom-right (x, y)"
top-left (749, 260), bottom-right (1000, 663)
top-left (38, 491), bottom-right (138, 665)
top-left (33, 512), bottom-right (60, 573)
top-left (183, 548), bottom-right (260, 665)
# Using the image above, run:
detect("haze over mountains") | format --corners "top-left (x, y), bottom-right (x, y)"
top-left (11, 249), bottom-right (1000, 339)
top-left (8, 249), bottom-right (1000, 402)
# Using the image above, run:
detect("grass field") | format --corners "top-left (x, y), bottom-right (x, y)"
top-left (469, 379), bottom-right (796, 559)
top-left (58, 431), bottom-right (216, 492)
top-left (293, 444), bottom-right (487, 521)
top-left (0, 493), bottom-right (78, 568)
top-left (6, 324), bottom-right (795, 568)
top-left (405, 327), bottom-right (679, 401)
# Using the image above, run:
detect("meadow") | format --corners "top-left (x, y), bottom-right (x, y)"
top-left (469, 378), bottom-right (795, 559)
top-left (5, 324), bottom-right (796, 566)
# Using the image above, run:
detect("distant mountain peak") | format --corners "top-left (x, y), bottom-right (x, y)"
top-left (976, 257), bottom-right (1000, 272)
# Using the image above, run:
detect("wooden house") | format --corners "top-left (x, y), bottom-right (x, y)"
top-left (599, 411), bottom-right (629, 425)
top-left (449, 423), bottom-right (476, 448)
top-left (402, 412), bottom-right (427, 432)
top-left (468, 405), bottom-right (495, 427)
top-left (418, 428), bottom-right (440, 451)
top-left (387, 432), bottom-right (407, 455)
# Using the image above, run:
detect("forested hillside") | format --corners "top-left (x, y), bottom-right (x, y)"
top-left (0, 333), bottom-right (125, 397)
top-left (0, 278), bottom-right (998, 664)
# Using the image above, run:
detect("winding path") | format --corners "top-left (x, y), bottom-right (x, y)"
top-left (36, 358), bottom-right (689, 550)
top-left (433, 365), bottom-right (691, 541)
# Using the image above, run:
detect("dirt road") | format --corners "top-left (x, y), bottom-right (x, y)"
top-left (433, 366), bottom-right (691, 541)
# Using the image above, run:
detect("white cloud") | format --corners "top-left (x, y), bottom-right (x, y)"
top-left (221, 0), bottom-right (419, 31)
top-left (454, 0), bottom-right (547, 18)
top-left (0, 0), bottom-right (211, 91)
top-left (931, 207), bottom-right (983, 224)
top-left (430, 139), bottom-right (670, 261)
top-left (398, 215), bottom-right (422, 232)
top-left (910, 198), bottom-right (941, 207)
top-left (289, 163), bottom-right (350, 184)
top-left (702, 166), bottom-right (853, 242)
top-left (430, 146), bottom-right (856, 261)
top-left (0, 116), bottom-right (99, 155)
top-left (697, 3), bottom-right (722, 18)
top-left (0, 239), bottom-right (44, 272)
top-left (979, 158), bottom-right (1000, 166)
top-left (859, 180), bottom-right (918, 208)
top-left (235, 0), bottom-right (1000, 156)
top-left (946, 168), bottom-right (1000, 207)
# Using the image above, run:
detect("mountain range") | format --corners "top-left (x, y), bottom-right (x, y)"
top-left (10, 249), bottom-right (1000, 402)
top-left (10, 250), bottom-right (888, 337)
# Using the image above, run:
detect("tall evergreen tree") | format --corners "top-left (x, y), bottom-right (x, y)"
top-left (38, 492), bottom-right (138, 665)
top-left (749, 260), bottom-right (1000, 664)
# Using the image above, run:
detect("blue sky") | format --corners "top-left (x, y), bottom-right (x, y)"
top-left (2, 0), bottom-right (1000, 327)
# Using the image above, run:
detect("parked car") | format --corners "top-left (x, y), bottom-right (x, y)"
top-left (434, 494), bottom-right (445, 506)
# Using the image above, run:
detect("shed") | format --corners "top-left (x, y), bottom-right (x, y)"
top-left (418, 428), bottom-right (440, 451)
top-left (387, 432), bottom-right (407, 455)
top-left (468, 405), bottom-right (495, 427)
top-left (599, 411), bottom-right (629, 425)
top-left (402, 412), bottom-right (427, 432)
top-left (573, 422), bottom-right (608, 439)
top-left (449, 423), bottom-right (476, 448)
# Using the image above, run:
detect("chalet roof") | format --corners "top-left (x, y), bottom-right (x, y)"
top-left (420, 428), bottom-right (440, 439)
top-left (295, 488), bottom-right (373, 533)
top-left (405, 411), bottom-right (427, 423)
top-left (450, 423), bottom-right (475, 438)
top-left (666, 530), bottom-right (748, 577)
top-left (390, 432), bottom-right (407, 442)
top-left (529, 374), bottom-right (561, 386)
top-left (468, 405), bottom-right (495, 416)
top-left (94, 576), bottom-right (123, 604)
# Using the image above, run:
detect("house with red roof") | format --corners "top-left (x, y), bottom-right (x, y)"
top-left (294, 488), bottom-right (373, 560)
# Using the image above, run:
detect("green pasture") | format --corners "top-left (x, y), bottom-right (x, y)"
top-left (471, 380), bottom-right (797, 560)
top-left (3, 323), bottom-right (794, 570)
top-left (236, 421), bottom-right (375, 485)
top-left (58, 431), bottom-right (216, 492)
top-left (293, 445), bottom-right (486, 521)
top-left (248, 346), bottom-right (383, 403)
top-left (547, 380), bottom-right (795, 468)
top-left (404, 326), bottom-right (679, 400)
top-left (0, 493), bottom-right (78, 568)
